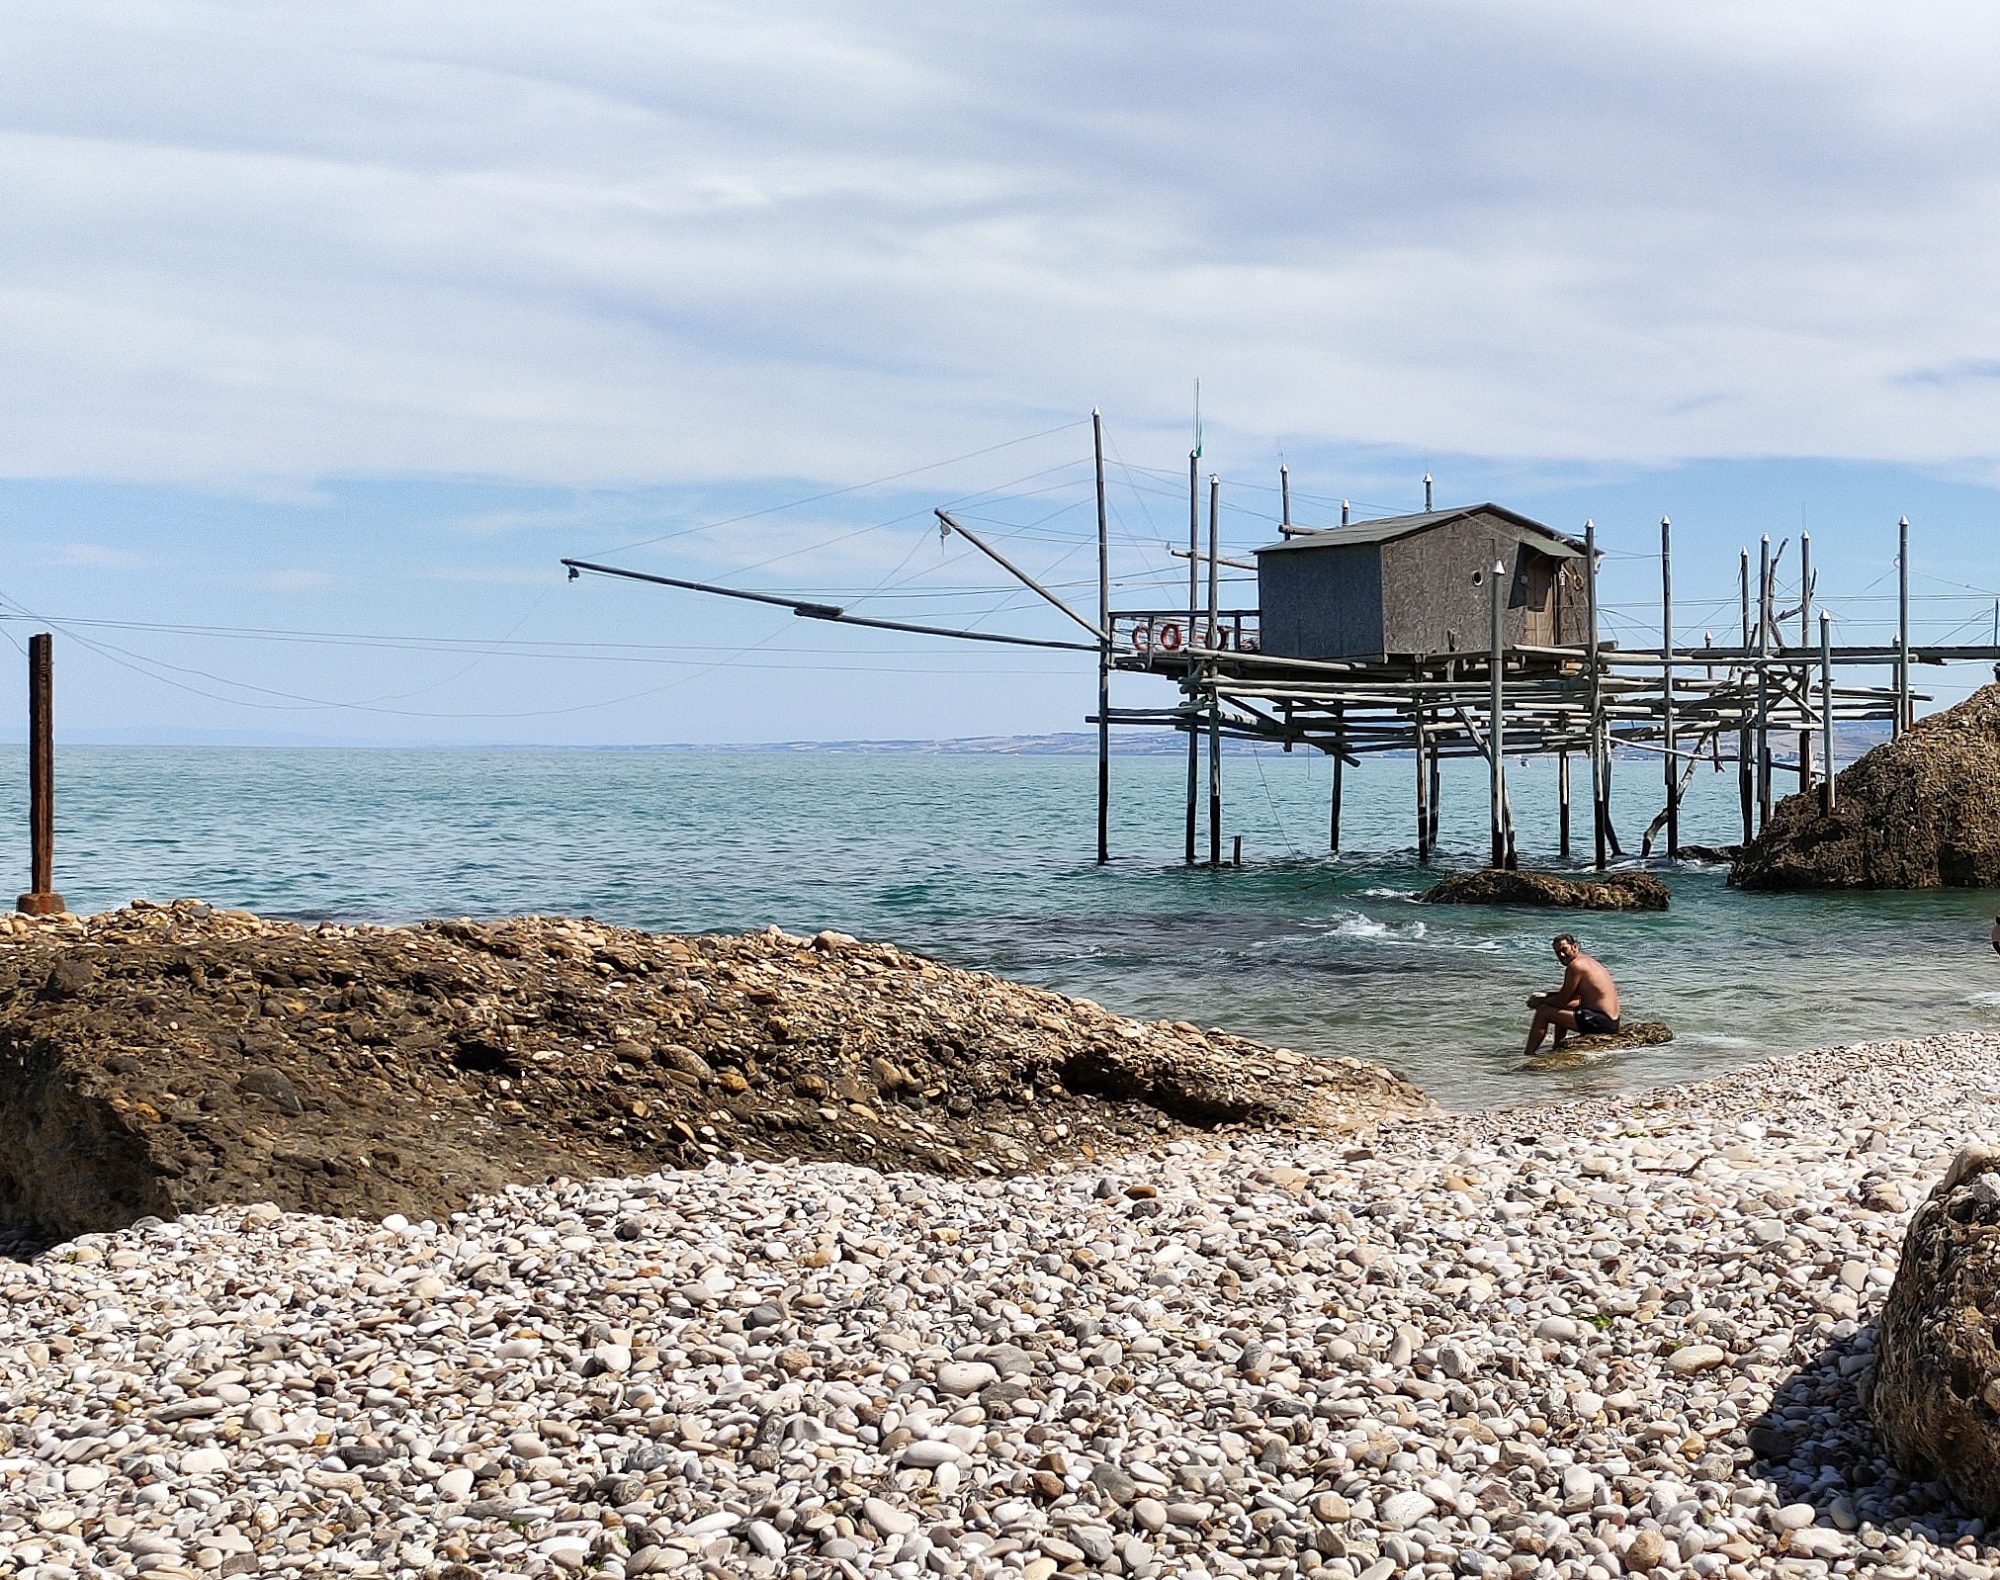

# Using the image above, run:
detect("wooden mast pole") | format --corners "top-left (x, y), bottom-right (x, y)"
top-left (18, 633), bottom-right (62, 916)
top-left (1897, 515), bottom-right (1911, 735)
top-left (1798, 531), bottom-right (1813, 798)
top-left (1557, 752), bottom-right (1571, 858)
top-left (1584, 519), bottom-right (1606, 870)
top-left (1820, 611), bottom-right (1836, 814)
top-left (1207, 473), bottom-right (1222, 867)
top-left (1329, 705), bottom-right (1344, 854)
top-left (1092, 409), bottom-right (1110, 866)
top-left (1661, 515), bottom-right (1678, 859)
top-left (1427, 706), bottom-right (1442, 853)
top-left (1488, 557), bottom-right (1506, 869)
top-left (1414, 699), bottom-right (1431, 862)
top-left (1757, 534), bottom-right (1773, 830)
top-left (1737, 548), bottom-right (1753, 843)
top-left (1185, 451), bottom-right (1199, 864)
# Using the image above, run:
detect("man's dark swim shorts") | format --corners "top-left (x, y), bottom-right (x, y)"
top-left (1575, 1005), bottom-right (1620, 1036)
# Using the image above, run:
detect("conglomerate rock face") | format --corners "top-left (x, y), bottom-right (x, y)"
top-left (0, 902), bottom-right (1430, 1241)
top-left (1421, 868), bottom-right (1670, 911)
top-left (1871, 1144), bottom-right (2000, 1515)
top-left (1732, 684), bottom-right (2000, 889)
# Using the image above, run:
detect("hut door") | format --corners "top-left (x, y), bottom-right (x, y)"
top-left (1517, 554), bottom-right (1557, 644)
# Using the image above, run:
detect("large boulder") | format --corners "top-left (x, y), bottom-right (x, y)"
top-left (1733, 685), bottom-right (2000, 889)
top-left (1872, 1144), bottom-right (2000, 1513)
top-left (1422, 868), bottom-right (1669, 911)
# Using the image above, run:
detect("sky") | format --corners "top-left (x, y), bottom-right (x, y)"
top-left (6, 1), bottom-right (2000, 743)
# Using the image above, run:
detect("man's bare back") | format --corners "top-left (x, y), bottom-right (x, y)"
top-left (1524, 933), bottom-right (1621, 1054)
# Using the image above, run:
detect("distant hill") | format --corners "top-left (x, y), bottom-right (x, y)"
top-left (652, 722), bottom-right (1896, 759)
top-left (9, 722), bottom-right (1897, 758)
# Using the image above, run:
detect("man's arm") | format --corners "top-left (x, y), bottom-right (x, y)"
top-left (1529, 963), bottom-right (1587, 1010)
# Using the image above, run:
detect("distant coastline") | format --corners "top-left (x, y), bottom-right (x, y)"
top-left (7, 723), bottom-right (1894, 757)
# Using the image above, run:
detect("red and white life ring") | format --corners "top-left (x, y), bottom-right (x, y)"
top-left (1157, 621), bottom-right (1183, 652)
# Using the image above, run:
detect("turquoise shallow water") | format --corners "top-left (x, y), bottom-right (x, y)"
top-left (25, 745), bottom-right (2000, 1111)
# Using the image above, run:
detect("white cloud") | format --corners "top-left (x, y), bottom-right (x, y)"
top-left (6, 1), bottom-right (2000, 488)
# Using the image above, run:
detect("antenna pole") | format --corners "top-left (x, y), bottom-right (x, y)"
top-left (1280, 463), bottom-right (1291, 530)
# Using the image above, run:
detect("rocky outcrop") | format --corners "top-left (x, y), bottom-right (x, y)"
top-left (1733, 685), bottom-right (2000, 889)
top-left (1421, 868), bottom-right (1670, 911)
top-left (1871, 1144), bottom-right (2000, 1514)
top-left (0, 902), bottom-right (1432, 1242)
top-left (1521, 1020), bottom-right (1673, 1066)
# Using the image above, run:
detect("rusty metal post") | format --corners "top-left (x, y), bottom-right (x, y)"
top-left (18, 633), bottom-right (63, 916)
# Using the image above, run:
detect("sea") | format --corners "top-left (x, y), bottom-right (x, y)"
top-left (30, 744), bottom-right (2000, 1112)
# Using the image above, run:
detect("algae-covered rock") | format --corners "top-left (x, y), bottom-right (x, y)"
top-left (1733, 684), bottom-right (2000, 889)
top-left (1422, 868), bottom-right (1669, 911)
top-left (1522, 1020), bottom-right (1674, 1067)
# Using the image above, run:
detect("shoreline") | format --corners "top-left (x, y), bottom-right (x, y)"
top-left (2, 1025), bottom-right (1995, 1578)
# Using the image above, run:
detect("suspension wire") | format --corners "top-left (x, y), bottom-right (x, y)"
top-left (583, 419), bottom-right (1091, 558)
top-left (1249, 742), bottom-right (1301, 857)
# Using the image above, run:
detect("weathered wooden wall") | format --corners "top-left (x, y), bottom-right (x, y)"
top-left (1259, 509), bottom-right (1585, 661)
top-left (1257, 541), bottom-right (1385, 661)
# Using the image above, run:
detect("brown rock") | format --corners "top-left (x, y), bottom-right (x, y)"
top-left (0, 906), bottom-right (1432, 1242)
top-left (1733, 684), bottom-right (2000, 889)
top-left (1421, 869), bottom-right (1669, 911)
top-left (1871, 1144), bottom-right (2000, 1512)
top-left (1522, 1022), bottom-right (1674, 1066)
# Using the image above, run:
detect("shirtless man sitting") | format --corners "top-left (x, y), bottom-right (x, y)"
top-left (1524, 933), bottom-right (1621, 1054)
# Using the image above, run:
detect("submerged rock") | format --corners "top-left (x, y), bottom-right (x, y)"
top-left (1872, 1144), bottom-right (2000, 1514)
top-left (1733, 683), bottom-right (2000, 889)
top-left (1522, 1020), bottom-right (1674, 1067)
top-left (1676, 843), bottom-right (1741, 865)
top-left (0, 902), bottom-right (1431, 1240)
top-left (1421, 868), bottom-right (1670, 911)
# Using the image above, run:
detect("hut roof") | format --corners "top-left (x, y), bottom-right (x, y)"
top-left (1255, 503), bottom-right (1585, 558)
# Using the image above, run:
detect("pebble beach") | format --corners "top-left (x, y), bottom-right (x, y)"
top-left (4, 1031), bottom-right (1998, 1580)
